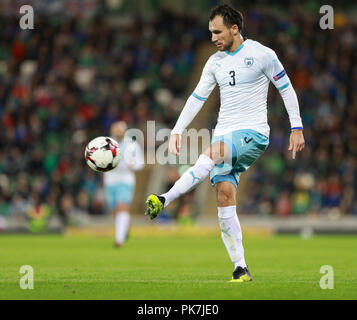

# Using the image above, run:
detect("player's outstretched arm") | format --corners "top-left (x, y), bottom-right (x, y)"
top-left (262, 48), bottom-right (304, 160)
top-left (169, 56), bottom-right (217, 155)
top-left (288, 129), bottom-right (305, 159)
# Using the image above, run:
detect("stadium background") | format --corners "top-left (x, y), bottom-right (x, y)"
top-left (0, 0), bottom-right (356, 234)
top-left (1, 0), bottom-right (357, 302)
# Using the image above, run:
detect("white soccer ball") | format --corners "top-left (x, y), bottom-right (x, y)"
top-left (85, 136), bottom-right (121, 172)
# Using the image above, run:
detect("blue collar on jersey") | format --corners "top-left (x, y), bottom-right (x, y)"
top-left (225, 42), bottom-right (245, 56)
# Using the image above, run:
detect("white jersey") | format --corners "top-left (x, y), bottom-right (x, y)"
top-left (103, 137), bottom-right (144, 186)
top-left (172, 39), bottom-right (303, 137)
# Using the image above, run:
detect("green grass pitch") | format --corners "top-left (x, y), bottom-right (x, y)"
top-left (0, 231), bottom-right (356, 300)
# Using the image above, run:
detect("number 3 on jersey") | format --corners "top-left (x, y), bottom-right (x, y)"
top-left (229, 70), bottom-right (236, 86)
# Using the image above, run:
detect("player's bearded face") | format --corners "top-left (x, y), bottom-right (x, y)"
top-left (213, 28), bottom-right (234, 52)
top-left (209, 16), bottom-right (235, 52)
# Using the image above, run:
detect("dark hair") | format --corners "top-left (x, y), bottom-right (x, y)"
top-left (209, 4), bottom-right (244, 33)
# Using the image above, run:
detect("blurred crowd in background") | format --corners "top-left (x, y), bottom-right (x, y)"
top-left (0, 2), bottom-right (204, 227)
top-left (0, 0), bottom-right (356, 229)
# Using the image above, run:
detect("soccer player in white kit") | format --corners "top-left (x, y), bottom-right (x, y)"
top-left (146, 4), bottom-right (305, 281)
top-left (104, 121), bottom-right (144, 247)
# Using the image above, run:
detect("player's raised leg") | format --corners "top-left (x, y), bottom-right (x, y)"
top-left (215, 181), bottom-right (252, 282)
top-left (145, 141), bottom-right (229, 220)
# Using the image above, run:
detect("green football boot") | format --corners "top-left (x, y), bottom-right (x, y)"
top-left (145, 194), bottom-right (165, 220)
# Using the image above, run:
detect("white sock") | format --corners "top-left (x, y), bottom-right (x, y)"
top-left (115, 211), bottom-right (130, 244)
top-left (218, 206), bottom-right (247, 269)
top-left (161, 154), bottom-right (215, 207)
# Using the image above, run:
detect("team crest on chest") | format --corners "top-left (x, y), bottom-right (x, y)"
top-left (244, 57), bottom-right (254, 66)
